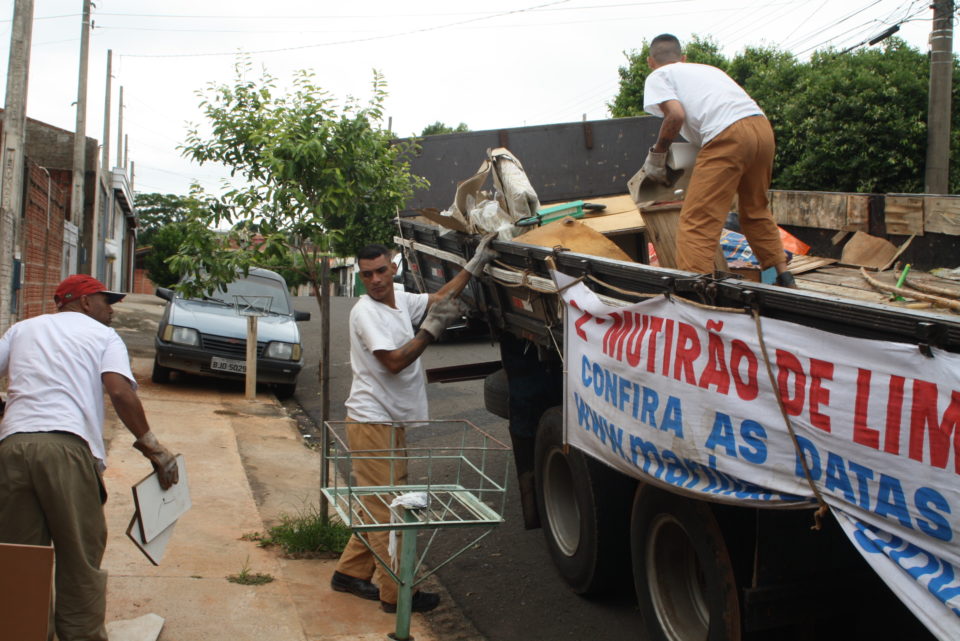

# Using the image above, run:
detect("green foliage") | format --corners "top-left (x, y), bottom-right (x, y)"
top-left (421, 121), bottom-right (470, 136)
top-left (253, 507), bottom-right (352, 558)
top-left (226, 556), bottom-right (274, 585)
top-left (143, 222), bottom-right (192, 287)
top-left (610, 35), bottom-right (726, 118)
top-left (134, 192), bottom-right (203, 247)
top-left (609, 36), bottom-right (960, 194)
top-left (176, 60), bottom-right (427, 300)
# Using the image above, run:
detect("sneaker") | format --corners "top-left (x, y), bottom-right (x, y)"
top-left (775, 271), bottom-right (798, 288)
top-left (330, 571), bottom-right (380, 601)
top-left (381, 590), bottom-right (441, 613)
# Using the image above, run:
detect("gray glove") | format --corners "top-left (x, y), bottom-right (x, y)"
top-left (134, 431), bottom-right (179, 490)
top-left (464, 232), bottom-right (498, 276)
top-left (420, 295), bottom-right (468, 340)
top-left (642, 147), bottom-right (669, 185)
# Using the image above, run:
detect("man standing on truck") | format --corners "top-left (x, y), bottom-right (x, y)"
top-left (641, 33), bottom-right (796, 287)
top-left (331, 237), bottom-right (495, 613)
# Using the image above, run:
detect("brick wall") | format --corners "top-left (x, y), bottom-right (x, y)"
top-left (132, 267), bottom-right (156, 294)
top-left (20, 160), bottom-right (68, 319)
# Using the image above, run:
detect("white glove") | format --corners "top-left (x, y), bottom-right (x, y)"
top-left (642, 147), bottom-right (669, 185)
top-left (420, 295), bottom-right (468, 340)
top-left (464, 232), bottom-right (497, 276)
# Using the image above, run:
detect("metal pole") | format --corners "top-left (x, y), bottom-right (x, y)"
top-left (73, 0), bottom-right (91, 274)
top-left (116, 86), bottom-right (123, 172)
top-left (320, 256), bottom-right (331, 522)
top-left (0, 0), bottom-right (33, 332)
top-left (245, 315), bottom-right (258, 400)
top-left (392, 510), bottom-right (419, 641)
top-left (925, 0), bottom-right (954, 194)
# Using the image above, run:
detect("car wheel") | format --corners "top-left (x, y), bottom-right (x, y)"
top-left (275, 383), bottom-right (296, 400)
top-left (534, 406), bottom-right (634, 595)
top-left (631, 485), bottom-right (741, 641)
top-left (152, 357), bottom-right (171, 384)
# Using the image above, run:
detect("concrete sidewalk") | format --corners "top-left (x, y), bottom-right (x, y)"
top-left (100, 354), bottom-right (440, 641)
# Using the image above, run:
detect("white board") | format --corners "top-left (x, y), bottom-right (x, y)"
top-left (131, 454), bottom-right (190, 542)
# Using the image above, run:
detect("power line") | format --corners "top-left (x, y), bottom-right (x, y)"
top-left (120, 0), bottom-right (574, 58)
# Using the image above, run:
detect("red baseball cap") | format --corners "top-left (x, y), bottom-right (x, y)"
top-left (54, 274), bottom-right (126, 309)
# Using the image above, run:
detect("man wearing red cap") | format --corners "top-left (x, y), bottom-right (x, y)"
top-left (0, 274), bottom-right (179, 641)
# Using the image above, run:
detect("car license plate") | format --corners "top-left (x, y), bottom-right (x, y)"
top-left (210, 356), bottom-right (246, 374)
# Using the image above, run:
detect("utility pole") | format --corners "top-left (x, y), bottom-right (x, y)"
top-left (0, 0), bottom-right (34, 333)
top-left (72, 0), bottom-right (92, 274)
top-left (101, 49), bottom-right (111, 172)
top-left (925, 0), bottom-right (954, 194)
top-left (116, 86), bottom-right (123, 169)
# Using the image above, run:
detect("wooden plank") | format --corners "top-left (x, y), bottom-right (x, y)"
top-left (770, 190), bottom-right (847, 229)
top-left (0, 543), bottom-right (53, 641)
top-left (639, 203), bottom-right (727, 271)
top-left (786, 255), bottom-right (837, 275)
top-left (845, 194), bottom-right (870, 231)
top-left (884, 195), bottom-right (924, 236)
top-left (581, 210), bottom-right (645, 235)
top-left (840, 231), bottom-right (899, 269)
top-left (924, 196), bottom-right (960, 235)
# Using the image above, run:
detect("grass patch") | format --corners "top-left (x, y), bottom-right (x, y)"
top-left (226, 557), bottom-right (274, 586)
top-left (257, 507), bottom-right (352, 559)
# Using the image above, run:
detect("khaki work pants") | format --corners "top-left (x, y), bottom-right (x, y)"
top-left (677, 115), bottom-right (786, 273)
top-left (0, 432), bottom-right (108, 641)
top-left (334, 419), bottom-right (408, 605)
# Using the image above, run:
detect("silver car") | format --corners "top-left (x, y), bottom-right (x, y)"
top-left (152, 267), bottom-right (311, 398)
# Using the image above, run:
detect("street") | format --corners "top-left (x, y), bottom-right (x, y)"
top-left (289, 295), bottom-right (645, 641)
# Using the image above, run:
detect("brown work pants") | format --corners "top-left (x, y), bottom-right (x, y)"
top-left (677, 115), bottom-right (786, 273)
top-left (334, 419), bottom-right (407, 605)
top-left (0, 432), bottom-right (108, 641)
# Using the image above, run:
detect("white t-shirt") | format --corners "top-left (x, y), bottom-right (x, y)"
top-left (345, 292), bottom-right (430, 424)
top-left (0, 311), bottom-right (136, 464)
top-left (643, 62), bottom-right (763, 147)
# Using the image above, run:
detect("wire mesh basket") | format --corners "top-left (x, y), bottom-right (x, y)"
top-left (321, 420), bottom-right (511, 533)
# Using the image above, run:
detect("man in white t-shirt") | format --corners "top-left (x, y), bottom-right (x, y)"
top-left (641, 33), bottom-right (796, 287)
top-left (332, 237), bottom-right (495, 614)
top-left (0, 274), bottom-right (179, 641)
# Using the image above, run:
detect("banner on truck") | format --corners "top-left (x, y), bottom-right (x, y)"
top-left (555, 272), bottom-right (960, 641)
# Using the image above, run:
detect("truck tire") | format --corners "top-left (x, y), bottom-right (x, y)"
top-left (152, 357), bottom-right (171, 384)
top-left (483, 368), bottom-right (510, 419)
top-left (534, 406), bottom-right (633, 595)
top-left (631, 485), bottom-right (741, 641)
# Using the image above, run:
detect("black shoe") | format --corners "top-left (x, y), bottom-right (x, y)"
top-left (381, 590), bottom-right (441, 613)
top-left (775, 271), bottom-right (798, 288)
top-left (330, 571), bottom-right (380, 601)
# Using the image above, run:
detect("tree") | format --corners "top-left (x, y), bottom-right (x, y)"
top-left (142, 222), bottom-right (194, 287)
top-left (172, 61), bottom-right (426, 302)
top-left (133, 192), bottom-right (201, 247)
top-left (420, 121), bottom-right (470, 136)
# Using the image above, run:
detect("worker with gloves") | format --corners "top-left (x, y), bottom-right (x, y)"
top-left (331, 234), bottom-right (496, 614)
top-left (641, 33), bottom-right (796, 287)
top-left (0, 274), bottom-right (179, 641)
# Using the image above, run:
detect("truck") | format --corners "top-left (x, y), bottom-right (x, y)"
top-left (395, 118), bottom-right (960, 641)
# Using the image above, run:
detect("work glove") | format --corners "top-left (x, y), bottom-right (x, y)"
top-left (463, 232), bottom-right (498, 276)
top-left (134, 431), bottom-right (179, 490)
top-left (420, 294), bottom-right (468, 341)
top-left (642, 147), bottom-right (669, 185)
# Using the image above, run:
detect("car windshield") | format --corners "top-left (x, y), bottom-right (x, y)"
top-left (185, 274), bottom-right (291, 315)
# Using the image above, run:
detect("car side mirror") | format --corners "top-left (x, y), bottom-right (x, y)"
top-left (155, 287), bottom-right (173, 301)
top-left (294, 310), bottom-right (311, 321)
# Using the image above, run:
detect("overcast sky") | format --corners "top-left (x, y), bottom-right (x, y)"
top-left (0, 0), bottom-right (939, 197)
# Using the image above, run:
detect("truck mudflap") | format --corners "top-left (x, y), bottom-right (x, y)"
top-left (555, 270), bottom-right (960, 641)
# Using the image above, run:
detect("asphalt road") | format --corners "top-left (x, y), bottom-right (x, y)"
top-left (289, 295), bottom-right (646, 641)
